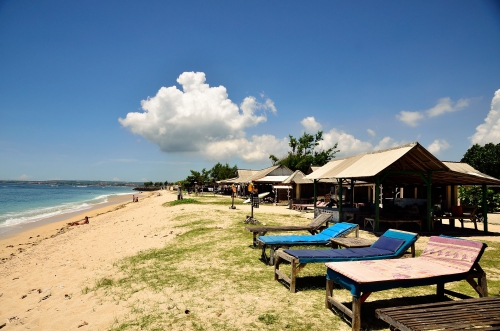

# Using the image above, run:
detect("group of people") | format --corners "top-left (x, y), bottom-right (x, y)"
top-left (132, 195), bottom-right (139, 202)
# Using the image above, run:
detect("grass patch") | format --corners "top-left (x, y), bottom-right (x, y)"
top-left (164, 198), bottom-right (201, 207)
top-left (81, 201), bottom-right (500, 331)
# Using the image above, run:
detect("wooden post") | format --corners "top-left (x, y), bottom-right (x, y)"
top-left (482, 184), bottom-right (488, 232)
top-left (325, 279), bottom-right (334, 308)
top-left (352, 296), bottom-right (362, 331)
top-left (350, 180), bottom-right (355, 206)
top-left (375, 177), bottom-right (380, 232)
top-left (338, 179), bottom-right (343, 221)
top-left (426, 171), bottom-right (432, 231)
top-left (313, 179), bottom-right (317, 207)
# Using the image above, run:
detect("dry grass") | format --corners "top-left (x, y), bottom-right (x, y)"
top-left (83, 195), bottom-right (500, 331)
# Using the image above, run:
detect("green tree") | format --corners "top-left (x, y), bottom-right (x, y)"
top-left (143, 181), bottom-right (153, 187)
top-left (269, 131), bottom-right (339, 173)
top-left (184, 170), bottom-right (206, 187)
top-left (461, 143), bottom-right (500, 179)
top-left (458, 186), bottom-right (500, 213)
top-left (209, 162), bottom-right (238, 182)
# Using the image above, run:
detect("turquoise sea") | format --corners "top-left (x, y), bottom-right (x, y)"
top-left (0, 183), bottom-right (134, 235)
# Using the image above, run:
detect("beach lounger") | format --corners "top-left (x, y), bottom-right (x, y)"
top-left (325, 235), bottom-right (488, 331)
top-left (258, 222), bottom-right (359, 265)
top-left (274, 229), bottom-right (419, 293)
top-left (246, 213), bottom-right (332, 247)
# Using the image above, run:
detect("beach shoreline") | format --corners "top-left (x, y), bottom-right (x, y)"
top-left (0, 191), bottom-right (145, 263)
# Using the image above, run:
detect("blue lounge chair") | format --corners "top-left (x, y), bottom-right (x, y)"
top-left (274, 229), bottom-right (419, 292)
top-left (257, 222), bottom-right (359, 265)
top-left (246, 213), bottom-right (333, 247)
top-left (325, 235), bottom-right (487, 331)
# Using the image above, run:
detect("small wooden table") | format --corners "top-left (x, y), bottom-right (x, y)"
top-left (376, 296), bottom-right (500, 331)
top-left (329, 237), bottom-right (374, 249)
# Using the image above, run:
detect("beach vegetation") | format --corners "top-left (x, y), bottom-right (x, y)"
top-left (80, 201), bottom-right (500, 331)
top-left (178, 162), bottom-right (238, 188)
top-left (458, 186), bottom-right (500, 212)
top-left (166, 198), bottom-right (202, 206)
top-left (269, 131), bottom-right (339, 173)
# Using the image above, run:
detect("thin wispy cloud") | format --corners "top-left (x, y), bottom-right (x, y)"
top-left (470, 89), bottom-right (500, 145)
top-left (426, 97), bottom-right (469, 117)
top-left (367, 129), bottom-right (376, 137)
top-left (92, 159), bottom-right (138, 166)
top-left (397, 96), bottom-right (473, 126)
top-left (396, 110), bottom-right (425, 127)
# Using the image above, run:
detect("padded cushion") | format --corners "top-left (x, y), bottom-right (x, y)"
top-left (371, 236), bottom-right (405, 253)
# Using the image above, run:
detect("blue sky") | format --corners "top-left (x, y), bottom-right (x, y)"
top-left (1, 1), bottom-right (499, 183)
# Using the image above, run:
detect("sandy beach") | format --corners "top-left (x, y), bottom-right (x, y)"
top-left (1, 191), bottom-right (499, 330)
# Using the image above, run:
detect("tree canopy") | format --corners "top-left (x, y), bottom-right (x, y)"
top-left (269, 131), bottom-right (339, 174)
top-left (461, 143), bottom-right (500, 179)
top-left (180, 162), bottom-right (238, 187)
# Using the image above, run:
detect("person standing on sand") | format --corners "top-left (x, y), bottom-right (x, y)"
top-left (177, 183), bottom-right (183, 200)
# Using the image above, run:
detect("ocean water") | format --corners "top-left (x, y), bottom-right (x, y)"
top-left (0, 183), bottom-right (134, 234)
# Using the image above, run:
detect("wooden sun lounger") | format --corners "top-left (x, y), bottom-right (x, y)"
top-left (325, 236), bottom-right (488, 331)
top-left (376, 296), bottom-right (500, 331)
top-left (246, 213), bottom-right (332, 247)
top-left (274, 229), bottom-right (418, 293)
top-left (258, 222), bottom-right (359, 265)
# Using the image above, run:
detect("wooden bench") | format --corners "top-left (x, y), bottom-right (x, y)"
top-left (364, 218), bottom-right (422, 231)
top-left (376, 296), bottom-right (500, 331)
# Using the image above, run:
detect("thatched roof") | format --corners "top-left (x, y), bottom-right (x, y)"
top-left (306, 142), bottom-right (500, 186)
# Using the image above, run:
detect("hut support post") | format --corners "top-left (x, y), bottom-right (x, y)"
top-left (338, 179), bottom-right (343, 221)
top-left (426, 171), bottom-right (432, 231)
top-left (350, 180), bottom-right (355, 206)
top-left (314, 179), bottom-right (317, 207)
top-left (482, 184), bottom-right (488, 232)
top-left (375, 176), bottom-right (380, 231)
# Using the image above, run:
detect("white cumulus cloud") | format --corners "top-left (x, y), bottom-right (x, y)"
top-left (301, 116), bottom-right (322, 132)
top-left (470, 89), bottom-right (500, 145)
top-left (427, 139), bottom-right (451, 155)
top-left (119, 72), bottom-right (282, 162)
top-left (319, 128), bottom-right (372, 156)
top-left (374, 137), bottom-right (401, 151)
top-left (319, 128), bottom-right (406, 157)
